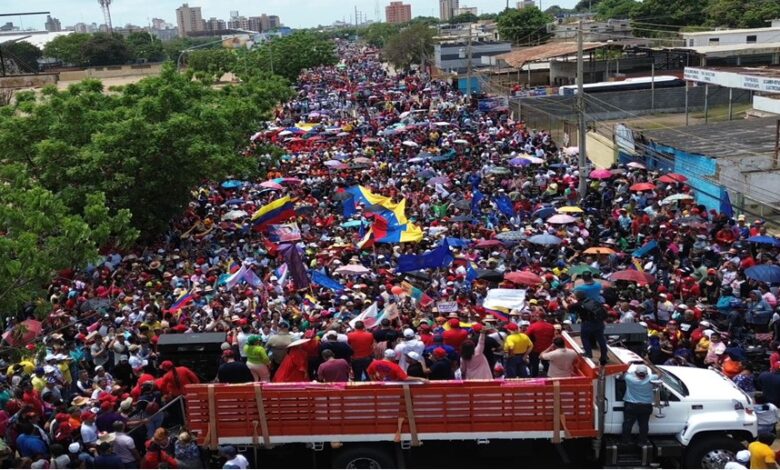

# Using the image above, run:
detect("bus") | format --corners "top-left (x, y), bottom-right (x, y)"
top-left (558, 75), bottom-right (686, 96)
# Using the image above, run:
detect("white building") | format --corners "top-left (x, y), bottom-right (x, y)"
top-left (439, 0), bottom-right (459, 22)
top-left (681, 20), bottom-right (780, 47)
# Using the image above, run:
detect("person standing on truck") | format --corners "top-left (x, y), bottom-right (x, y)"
top-left (503, 323), bottom-right (532, 378)
top-left (395, 328), bottom-right (425, 372)
top-left (568, 290), bottom-right (609, 365)
top-left (347, 321), bottom-right (375, 381)
top-left (526, 313), bottom-right (555, 377)
top-left (317, 350), bottom-right (351, 382)
top-left (443, 318), bottom-right (469, 351)
top-left (460, 325), bottom-right (493, 380)
top-left (748, 433), bottom-right (778, 469)
top-left (243, 335), bottom-right (271, 382)
top-left (540, 337), bottom-right (578, 378)
top-left (216, 350), bottom-right (254, 384)
top-left (366, 350), bottom-right (424, 382)
top-left (620, 364), bottom-right (657, 446)
top-left (266, 321), bottom-right (294, 371)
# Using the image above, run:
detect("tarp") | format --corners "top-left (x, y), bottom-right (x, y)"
top-left (483, 288), bottom-right (526, 312)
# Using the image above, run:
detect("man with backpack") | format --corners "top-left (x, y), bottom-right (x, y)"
top-left (568, 290), bottom-right (609, 365)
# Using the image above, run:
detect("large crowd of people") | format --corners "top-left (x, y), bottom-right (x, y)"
top-left (1, 40), bottom-right (780, 468)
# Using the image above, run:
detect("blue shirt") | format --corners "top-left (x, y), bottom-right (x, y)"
top-left (624, 372), bottom-right (658, 404)
top-left (574, 281), bottom-right (603, 302)
top-left (16, 434), bottom-right (48, 458)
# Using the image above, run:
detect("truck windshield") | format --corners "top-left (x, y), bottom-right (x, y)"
top-left (656, 368), bottom-right (689, 397)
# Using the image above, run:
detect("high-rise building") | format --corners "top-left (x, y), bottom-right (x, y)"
top-left (385, 2), bottom-right (412, 24)
top-left (206, 17), bottom-right (225, 31)
top-left (248, 16), bottom-right (262, 31)
top-left (175, 3), bottom-right (204, 37)
top-left (45, 15), bottom-right (62, 32)
top-left (151, 17), bottom-right (167, 30)
top-left (439, 0), bottom-right (459, 21)
top-left (453, 6), bottom-right (477, 16)
top-left (259, 14), bottom-right (281, 32)
top-left (73, 22), bottom-right (88, 33)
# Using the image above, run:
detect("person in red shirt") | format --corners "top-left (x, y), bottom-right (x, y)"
top-left (348, 320), bottom-right (375, 381)
top-left (418, 323), bottom-right (434, 346)
top-left (526, 314), bottom-right (556, 377)
top-left (157, 360), bottom-right (200, 399)
top-left (367, 350), bottom-right (422, 382)
top-left (442, 318), bottom-right (469, 351)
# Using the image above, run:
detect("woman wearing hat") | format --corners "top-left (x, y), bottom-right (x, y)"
top-left (244, 335), bottom-right (271, 382)
top-left (272, 338), bottom-right (311, 383)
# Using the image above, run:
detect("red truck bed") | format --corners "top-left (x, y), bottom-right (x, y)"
top-left (185, 376), bottom-right (599, 448)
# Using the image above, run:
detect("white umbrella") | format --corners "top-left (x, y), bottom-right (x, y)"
top-left (435, 122), bottom-right (451, 126)
top-left (524, 156), bottom-right (545, 164)
top-left (627, 162), bottom-right (646, 169)
top-left (223, 210), bottom-right (248, 221)
top-left (278, 130), bottom-right (293, 137)
top-left (402, 140), bottom-right (419, 147)
top-left (453, 139), bottom-right (469, 145)
top-left (564, 146), bottom-right (579, 156)
top-left (661, 194), bottom-right (694, 204)
top-left (335, 264), bottom-right (371, 275)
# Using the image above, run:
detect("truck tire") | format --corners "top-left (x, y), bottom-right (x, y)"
top-left (683, 435), bottom-right (745, 469)
top-left (332, 445), bottom-right (396, 469)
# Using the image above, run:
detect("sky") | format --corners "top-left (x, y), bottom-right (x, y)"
top-left (5, 0), bottom-right (579, 30)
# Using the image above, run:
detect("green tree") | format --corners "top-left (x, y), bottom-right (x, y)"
top-left (81, 33), bottom-right (131, 66)
top-left (43, 33), bottom-right (90, 65)
top-left (450, 12), bottom-right (479, 24)
top-left (2, 42), bottom-right (42, 72)
top-left (0, 175), bottom-right (136, 319)
top-left (363, 23), bottom-right (401, 48)
top-left (126, 32), bottom-right (166, 62)
top-left (235, 32), bottom-right (337, 82)
top-left (0, 64), bottom-right (293, 237)
top-left (630, 0), bottom-right (709, 30)
top-left (187, 48), bottom-right (237, 81)
top-left (497, 7), bottom-right (553, 45)
top-left (409, 16), bottom-right (440, 26)
top-left (596, 0), bottom-right (639, 19)
top-left (382, 23), bottom-right (435, 70)
top-left (479, 13), bottom-right (499, 20)
top-left (575, 0), bottom-right (602, 11)
top-left (705, 0), bottom-right (780, 28)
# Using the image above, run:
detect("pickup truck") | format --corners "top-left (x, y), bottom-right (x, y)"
top-left (183, 332), bottom-right (756, 468)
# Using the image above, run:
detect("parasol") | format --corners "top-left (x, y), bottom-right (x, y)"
top-left (630, 182), bottom-right (656, 192)
top-left (528, 234), bottom-right (562, 245)
top-left (547, 214), bottom-right (577, 224)
top-left (589, 169), bottom-right (612, 180)
top-left (335, 264), bottom-right (371, 275)
top-left (609, 270), bottom-right (656, 285)
top-left (584, 247), bottom-right (616, 255)
top-left (504, 271), bottom-right (543, 286)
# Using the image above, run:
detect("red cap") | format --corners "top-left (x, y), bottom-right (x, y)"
top-left (707, 268), bottom-right (717, 275)
top-left (471, 323), bottom-right (483, 333)
top-left (81, 410), bottom-right (96, 420)
top-left (160, 360), bottom-right (174, 371)
top-left (433, 347), bottom-right (447, 359)
top-left (222, 350), bottom-right (234, 358)
top-left (237, 318), bottom-right (248, 326)
top-left (448, 318), bottom-right (460, 327)
top-left (100, 401), bottom-right (113, 412)
top-left (506, 323), bottom-right (518, 331)
top-left (419, 323), bottom-right (431, 331)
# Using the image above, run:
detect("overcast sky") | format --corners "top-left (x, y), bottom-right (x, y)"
top-left (7, 0), bottom-right (579, 29)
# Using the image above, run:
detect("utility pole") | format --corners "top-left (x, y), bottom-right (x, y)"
top-left (466, 26), bottom-right (473, 96)
top-left (577, 20), bottom-right (588, 203)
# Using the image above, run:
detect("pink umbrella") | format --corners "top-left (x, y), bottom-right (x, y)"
top-left (3, 320), bottom-right (43, 347)
top-left (547, 214), bottom-right (578, 224)
top-left (277, 177), bottom-right (303, 185)
top-left (589, 169), bottom-right (613, 180)
top-left (260, 181), bottom-right (283, 190)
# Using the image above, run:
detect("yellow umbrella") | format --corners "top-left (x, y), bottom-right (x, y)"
top-left (558, 206), bottom-right (584, 213)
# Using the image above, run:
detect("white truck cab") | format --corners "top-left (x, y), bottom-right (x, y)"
top-left (603, 347), bottom-right (757, 468)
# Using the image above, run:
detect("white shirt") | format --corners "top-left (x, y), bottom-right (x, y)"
top-left (724, 462), bottom-right (748, 470)
top-left (225, 454), bottom-right (249, 469)
top-left (81, 422), bottom-right (98, 444)
top-left (395, 339), bottom-right (425, 372)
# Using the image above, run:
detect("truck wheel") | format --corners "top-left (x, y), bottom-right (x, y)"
top-left (331, 445), bottom-right (395, 469)
top-left (683, 435), bottom-right (745, 469)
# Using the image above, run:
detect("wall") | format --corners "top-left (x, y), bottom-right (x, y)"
top-left (58, 63), bottom-right (163, 81)
top-left (0, 73), bottom-right (58, 88)
top-left (586, 131), bottom-right (616, 168)
top-left (754, 95), bottom-right (780, 114)
top-left (683, 28), bottom-right (780, 47)
top-left (513, 85), bottom-right (752, 121)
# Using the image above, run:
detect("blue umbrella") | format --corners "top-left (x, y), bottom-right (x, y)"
top-left (225, 198), bottom-right (245, 206)
top-left (747, 236), bottom-right (780, 247)
top-left (532, 207), bottom-right (556, 220)
top-left (340, 220), bottom-right (363, 228)
top-left (528, 234), bottom-right (562, 246)
top-left (221, 180), bottom-right (244, 189)
top-left (745, 265), bottom-right (780, 284)
top-left (509, 157), bottom-right (531, 167)
top-left (547, 163), bottom-right (568, 169)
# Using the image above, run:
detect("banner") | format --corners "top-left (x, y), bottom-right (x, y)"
top-left (483, 288), bottom-right (526, 312)
top-left (269, 222), bottom-right (302, 242)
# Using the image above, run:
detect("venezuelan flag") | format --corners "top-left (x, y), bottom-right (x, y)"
top-left (169, 290), bottom-right (193, 312)
top-left (252, 196), bottom-right (295, 229)
top-left (482, 306), bottom-right (510, 322)
top-left (226, 259), bottom-right (241, 274)
top-left (346, 186), bottom-right (408, 226)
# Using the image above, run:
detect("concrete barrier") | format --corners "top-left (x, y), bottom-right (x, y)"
top-left (58, 63), bottom-right (164, 82)
top-left (0, 73), bottom-right (58, 89)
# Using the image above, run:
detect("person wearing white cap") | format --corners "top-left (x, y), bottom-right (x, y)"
top-left (620, 364), bottom-right (659, 446)
top-left (724, 450), bottom-right (751, 470)
top-left (394, 328), bottom-right (425, 372)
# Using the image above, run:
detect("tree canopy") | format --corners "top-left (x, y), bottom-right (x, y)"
top-left (704, 0), bottom-right (780, 28)
top-left (382, 23), bottom-right (435, 70)
top-left (596, 0), bottom-right (639, 19)
top-left (497, 7), bottom-right (554, 45)
top-left (43, 33), bottom-right (91, 66)
top-left (450, 12), bottom-right (479, 24)
top-left (2, 42), bottom-right (42, 72)
top-left (232, 32), bottom-right (338, 82)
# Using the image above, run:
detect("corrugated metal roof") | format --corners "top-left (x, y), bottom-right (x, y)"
top-left (496, 42), bottom-right (608, 68)
top-left (672, 42), bottom-right (780, 57)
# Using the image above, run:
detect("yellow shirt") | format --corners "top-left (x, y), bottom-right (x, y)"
top-left (31, 375), bottom-right (46, 392)
top-left (749, 441), bottom-right (776, 469)
top-left (504, 332), bottom-right (533, 355)
top-left (8, 360), bottom-right (35, 376)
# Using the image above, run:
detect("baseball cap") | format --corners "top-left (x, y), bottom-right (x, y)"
top-left (634, 365), bottom-right (648, 376)
top-left (406, 351), bottom-right (421, 362)
top-left (403, 328), bottom-right (415, 339)
top-left (736, 450), bottom-right (750, 463)
top-left (383, 349), bottom-right (397, 360)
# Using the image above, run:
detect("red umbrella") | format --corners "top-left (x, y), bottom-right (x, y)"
top-left (609, 270), bottom-right (656, 285)
top-left (629, 182), bottom-right (656, 192)
top-left (504, 271), bottom-right (543, 286)
top-left (657, 173), bottom-right (688, 184)
top-left (3, 319), bottom-right (43, 347)
top-left (474, 239), bottom-right (504, 249)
